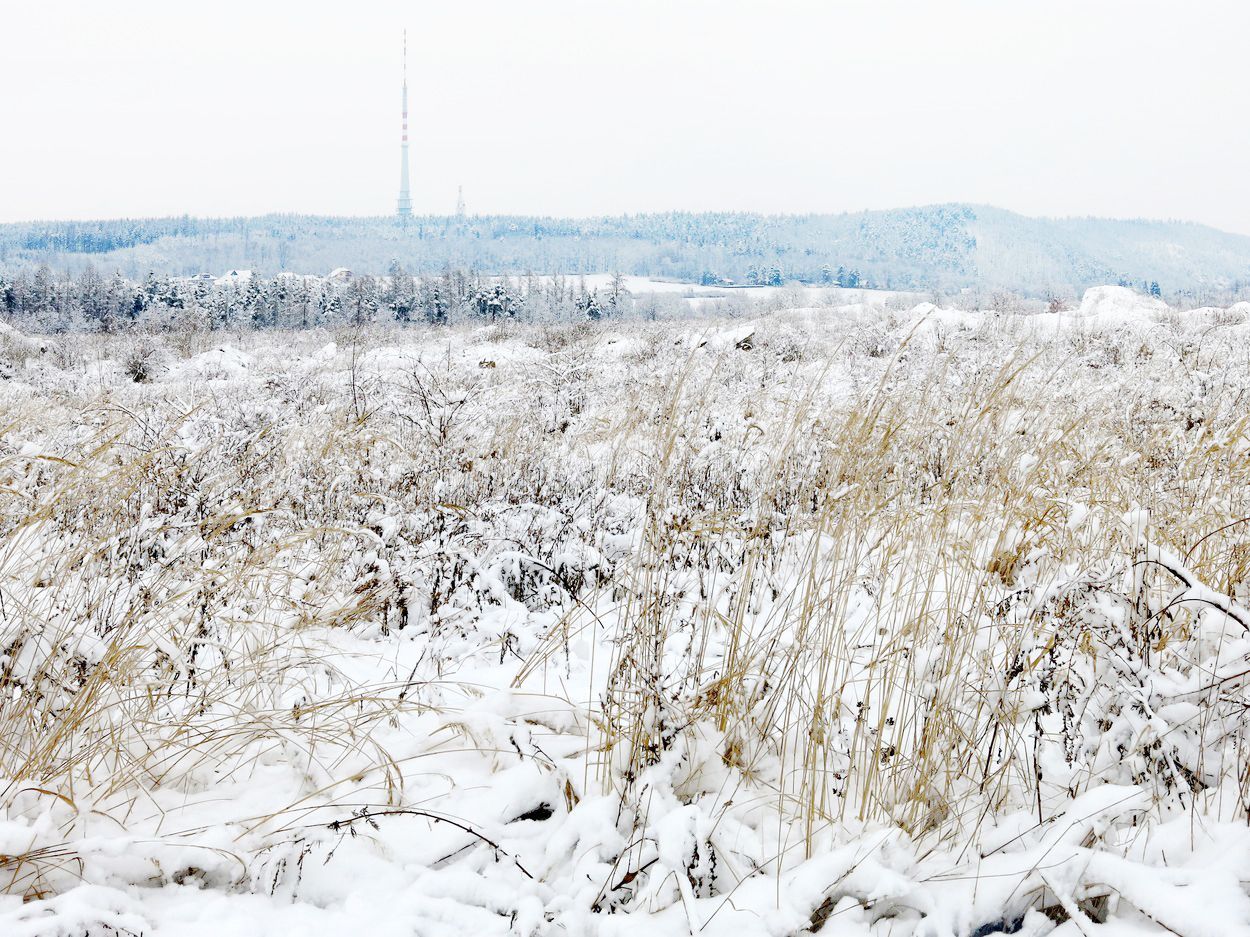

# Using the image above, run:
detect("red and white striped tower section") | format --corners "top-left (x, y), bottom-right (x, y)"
top-left (396, 29), bottom-right (413, 219)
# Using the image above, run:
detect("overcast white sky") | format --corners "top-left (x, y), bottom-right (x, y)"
top-left (3, 0), bottom-right (1248, 232)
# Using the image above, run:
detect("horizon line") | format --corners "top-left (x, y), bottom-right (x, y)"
top-left (1, 203), bottom-right (1244, 236)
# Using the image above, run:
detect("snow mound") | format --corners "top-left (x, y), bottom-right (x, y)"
top-left (1073, 285), bottom-right (1168, 320)
top-left (166, 345), bottom-right (254, 382)
top-left (357, 345), bottom-right (418, 375)
top-left (907, 302), bottom-right (979, 330)
top-left (700, 324), bottom-right (756, 351)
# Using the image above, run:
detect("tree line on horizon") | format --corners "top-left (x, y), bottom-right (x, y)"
top-left (0, 265), bottom-right (662, 334)
top-left (5, 206), bottom-right (1238, 301)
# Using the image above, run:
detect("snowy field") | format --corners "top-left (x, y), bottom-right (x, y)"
top-left (2, 287), bottom-right (1250, 936)
top-left (529, 275), bottom-right (917, 308)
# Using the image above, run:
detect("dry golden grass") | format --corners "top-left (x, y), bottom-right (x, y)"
top-left (0, 307), bottom-right (1248, 906)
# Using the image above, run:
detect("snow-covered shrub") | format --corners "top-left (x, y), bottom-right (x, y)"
top-left (120, 334), bottom-right (170, 382)
top-left (0, 321), bottom-right (57, 377)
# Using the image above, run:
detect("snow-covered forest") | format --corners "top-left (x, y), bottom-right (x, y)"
top-left (0, 261), bottom-right (1235, 341)
top-left (5, 205), bottom-right (1250, 301)
top-left (0, 266), bottom-right (675, 334)
top-left (2, 286), bottom-right (1250, 935)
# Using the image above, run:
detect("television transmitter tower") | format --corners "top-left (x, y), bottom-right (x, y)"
top-left (396, 30), bottom-right (413, 220)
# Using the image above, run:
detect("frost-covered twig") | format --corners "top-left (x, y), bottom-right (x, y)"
top-left (1134, 542), bottom-right (1250, 633)
top-left (324, 807), bottom-right (535, 880)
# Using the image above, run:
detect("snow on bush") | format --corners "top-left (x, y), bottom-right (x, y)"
top-left (1, 296), bottom-right (1250, 934)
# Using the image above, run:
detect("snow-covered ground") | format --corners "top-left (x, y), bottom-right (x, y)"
top-left (2, 290), bottom-right (1250, 935)
top-left (557, 274), bottom-right (915, 304)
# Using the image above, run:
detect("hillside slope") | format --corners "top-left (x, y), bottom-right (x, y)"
top-left (3, 205), bottom-right (1248, 298)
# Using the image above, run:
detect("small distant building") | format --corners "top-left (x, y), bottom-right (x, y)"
top-left (328, 268), bottom-right (354, 282)
top-left (191, 272), bottom-right (215, 282)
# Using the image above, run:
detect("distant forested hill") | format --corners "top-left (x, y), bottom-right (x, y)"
top-left (3, 205), bottom-right (1249, 300)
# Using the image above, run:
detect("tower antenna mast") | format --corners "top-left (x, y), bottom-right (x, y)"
top-left (396, 29), bottom-right (413, 220)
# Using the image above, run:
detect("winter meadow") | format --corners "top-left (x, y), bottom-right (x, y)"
top-left (6, 2), bottom-right (1250, 935)
top-left (2, 274), bottom-right (1250, 936)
